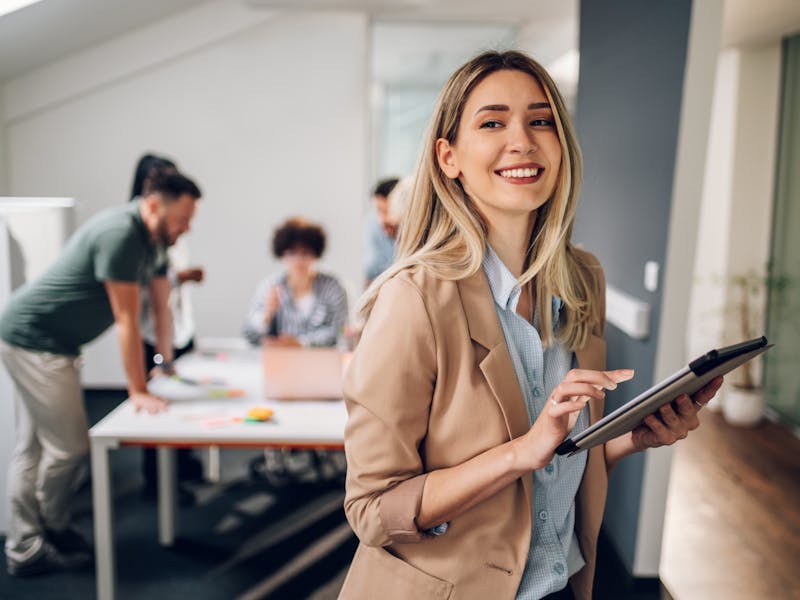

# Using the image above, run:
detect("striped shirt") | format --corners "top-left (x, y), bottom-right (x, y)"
top-left (242, 272), bottom-right (348, 348)
top-left (482, 247), bottom-right (588, 600)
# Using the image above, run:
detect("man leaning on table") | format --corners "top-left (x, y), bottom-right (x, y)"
top-left (0, 171), bottom-right (202, 577)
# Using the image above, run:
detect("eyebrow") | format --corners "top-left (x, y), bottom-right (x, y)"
top-left (474, 102), bottom-right (551, 115)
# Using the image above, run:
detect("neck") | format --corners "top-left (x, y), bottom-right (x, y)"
top-left (138, 200), bottom-right (159, 244)
top-left (287, 271), bottom-right (314, 294)
top-left (486, 211), bottom-right (537, 277)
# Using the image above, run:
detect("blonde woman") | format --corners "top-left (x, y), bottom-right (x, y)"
top-left (340, 51), bottom-right (722, 600)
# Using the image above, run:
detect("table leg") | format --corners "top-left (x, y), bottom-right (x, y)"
top-left (157, 446), bottom-right (178, 546)
top-left (91, 439), bottom-right (117, 600)
top-left (207, 445), bottom-right (221, 482)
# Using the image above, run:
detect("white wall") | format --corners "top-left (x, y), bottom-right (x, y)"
top-left (2, 2), bottom-right (369, 384)
top-left (686, 50), bottom-right (739, 357)
top-left (639, 0), bottom-right (725, 576)
top-left (0, 92), bottom-right (6, 195)
top-left (687, 43), bottom-right (781, 381)
top-left (0, 200), bottom-right (76, 534)
top-left (725, 44), bottom-right (781, 352)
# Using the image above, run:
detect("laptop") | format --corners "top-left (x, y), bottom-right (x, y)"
top-left (262, 346), bottom-right (346, 400)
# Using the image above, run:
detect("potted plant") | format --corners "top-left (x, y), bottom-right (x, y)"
top-left (718, 270), bottom-right (766, 425)
top-left (716, 268), bottom-right (792, 425)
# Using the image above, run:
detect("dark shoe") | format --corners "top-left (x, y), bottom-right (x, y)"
top-left (178, 453), bottom-right (204, 483)
top-left (7, 541), bottom-right (91, 577)
top-left (45, 527), bottom-right (92, 556)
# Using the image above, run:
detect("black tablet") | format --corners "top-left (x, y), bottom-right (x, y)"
top-left (555, 336), bottom-right (772, 456)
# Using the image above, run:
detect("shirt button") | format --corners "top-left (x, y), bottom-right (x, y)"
top-left (553, 562), bottom-right (565, 575)
top-left (538, 510), bottom-right (549, 521)
top-left (533, 387), bottom-right (542, 397)
top-left (545, 464), bottom-right (555, 474)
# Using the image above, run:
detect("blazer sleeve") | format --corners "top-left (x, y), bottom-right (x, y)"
top-left (343, 275), bottom-right (437, 547)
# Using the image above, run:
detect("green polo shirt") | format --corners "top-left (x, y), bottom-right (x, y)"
top-left (0, 203), bottom-right (168, 356)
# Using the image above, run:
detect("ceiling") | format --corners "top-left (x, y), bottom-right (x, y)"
top-left (0, 0), bottom-right (798, 84)
top-left (722, 0), bottom-right (800, 47)
top-left (0, 0), bottom-right (575, 83)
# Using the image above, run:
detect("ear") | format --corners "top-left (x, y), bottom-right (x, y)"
top-left (435, 138), bottom-right (461, 179)
top-left (143, 193), bottom-right (163, 214)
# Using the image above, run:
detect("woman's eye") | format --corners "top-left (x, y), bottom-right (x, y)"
top-left (480, 120), bottom-right (503, 129)
top-left (531, 118), bottom-right (554, 128)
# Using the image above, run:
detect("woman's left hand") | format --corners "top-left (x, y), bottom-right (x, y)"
top-left (630, 376), bottom-right (724, 451)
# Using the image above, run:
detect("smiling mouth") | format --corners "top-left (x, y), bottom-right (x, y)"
top-left (497, 167), bottom-right (543, 180)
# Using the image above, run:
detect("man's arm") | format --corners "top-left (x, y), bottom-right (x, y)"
top-left (148, 276), bottom-right (174, 370)
top-left (104, 280), bottom-right (167, 413)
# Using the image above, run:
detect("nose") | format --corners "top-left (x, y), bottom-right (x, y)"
top-left (508, 122), bottom-right (538, 154)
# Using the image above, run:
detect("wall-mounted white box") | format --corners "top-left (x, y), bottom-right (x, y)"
top-left (606, 284), bottom-right (651, 340)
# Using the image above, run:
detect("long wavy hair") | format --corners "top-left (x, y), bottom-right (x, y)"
top-left (361, 50), bottom-right (596, 350)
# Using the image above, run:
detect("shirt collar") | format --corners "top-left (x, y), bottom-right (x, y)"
top-left (482, 245), bottom-right (564, 321)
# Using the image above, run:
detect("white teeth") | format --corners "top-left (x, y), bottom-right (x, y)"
top-left (499, 168), bottom-right (540, 178)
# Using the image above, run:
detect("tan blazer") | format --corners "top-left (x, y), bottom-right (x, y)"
top-left (341, 249), bottom-right (608, 600)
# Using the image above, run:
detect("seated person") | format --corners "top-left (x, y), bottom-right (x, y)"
top-left (243, 217), bottom-right (348, 348)
top-left (243, 218), bottom-right (349, 486)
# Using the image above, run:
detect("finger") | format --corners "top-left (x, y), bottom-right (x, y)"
top-left (564, 369), bottom-right (631, 390)
top-left (548, 396), bottom-right (590, 417)
top-left (674, 393), bottom-right (697, 417)
top-left (607, 369), bottom-right (635, 385)
top-left (643, 413), bottom-right (670, 438)
top-left (644, 413), bottom-right (682, 444)
top-left (658, 403), bottom-right (683, 430)
top-left (691, 376), bottom-right (724, 407)
top-left (551, 382), bottom-right (605, 404)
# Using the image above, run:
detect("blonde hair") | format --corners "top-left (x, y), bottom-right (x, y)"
top-left (361, 50), bottom-right (596, 350)
top-left (386, 175), bottom-right (414, 224)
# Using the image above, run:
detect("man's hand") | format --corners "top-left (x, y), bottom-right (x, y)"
top-left (149, 363), bottom-right (177, 379)
top-left (131, 391), bottom-right (168, 414)
top-left (177, 267), bottom-right (204, 284)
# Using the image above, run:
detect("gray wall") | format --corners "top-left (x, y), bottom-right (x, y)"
top-left (573, 0), bottom-right (693, 572)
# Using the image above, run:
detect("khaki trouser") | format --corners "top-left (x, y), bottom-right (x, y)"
top-left (0, 341), bottom-right (88, 564)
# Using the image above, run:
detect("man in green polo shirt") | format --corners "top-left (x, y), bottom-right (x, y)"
top-left (0, 171), bottom-right (202, 576)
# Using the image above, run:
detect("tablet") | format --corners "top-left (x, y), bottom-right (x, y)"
top-left (555, 336), bottom-right (772, 456)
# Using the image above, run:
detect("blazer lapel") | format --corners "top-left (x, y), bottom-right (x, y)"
top-left (457, 271), bottom-right (530, 441)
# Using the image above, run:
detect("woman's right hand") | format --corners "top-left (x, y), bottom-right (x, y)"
top-left (516, 368), bottom-right (634, 470)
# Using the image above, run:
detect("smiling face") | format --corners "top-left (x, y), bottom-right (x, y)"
top-left (435, 69), bottom-right (562, 229)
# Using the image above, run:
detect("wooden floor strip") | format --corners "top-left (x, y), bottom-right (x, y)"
top-left (661, 411), bottom-right (800, 599)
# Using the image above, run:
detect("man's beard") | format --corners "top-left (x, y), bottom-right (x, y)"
top-left (156, 220), bottom-right (176, 246)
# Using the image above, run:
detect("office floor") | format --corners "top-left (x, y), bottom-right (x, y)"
top-left (661, 409), bottom-right (800, 599)
top-left (8, 390), bottom-right (768, 599)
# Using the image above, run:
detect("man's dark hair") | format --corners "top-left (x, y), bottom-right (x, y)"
top-left (146, 171), bottom-right (202, 202)
top-left (272, 218), bottom-right (326, 258)
top-left (373, 177), bottom-right (400, 198)
top-left (130, 154), bottom-right (177, 201)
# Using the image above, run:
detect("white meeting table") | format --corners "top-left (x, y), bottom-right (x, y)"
top-left (89, 344), bottom-right (347, 600)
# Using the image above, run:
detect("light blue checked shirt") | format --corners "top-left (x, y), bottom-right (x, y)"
top-left (482, 246), bottom-right (589, 600)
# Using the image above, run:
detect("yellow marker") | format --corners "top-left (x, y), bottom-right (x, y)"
top-left (246, 407), bottom-right (274, 421)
